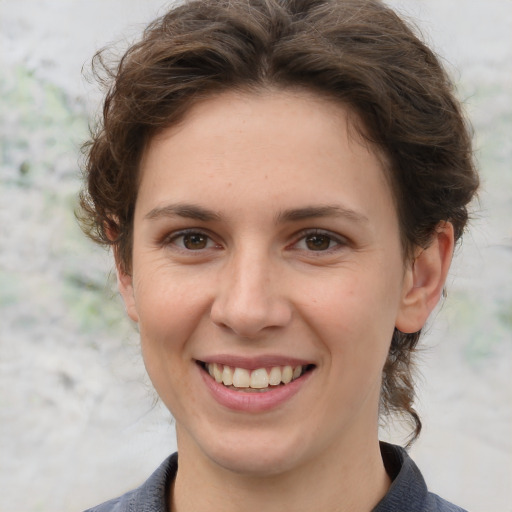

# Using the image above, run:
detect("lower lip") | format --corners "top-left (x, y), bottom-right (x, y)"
top-left (199, 366), bottom-right (313, 413)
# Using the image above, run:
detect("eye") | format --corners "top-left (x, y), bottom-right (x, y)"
top-left (303, 233), bottom-right (334, 251)
top-left (293, 230), bottom-right (345, 252)
top-left (167, 230), bottom-right (218, 251)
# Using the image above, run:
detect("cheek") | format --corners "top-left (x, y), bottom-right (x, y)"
top-left (298, 268), bottom-right (400, 364)
top-left (133, 271), bottom-right (211, 411)
top-left (135, 260), bottom-right (208, 316)
top-left (304, 269), bottom-right (398, 325)
top-left (133, 268), bottom-right (212, 360)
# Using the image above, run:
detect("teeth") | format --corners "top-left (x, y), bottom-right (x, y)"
top-left (206, 363), bottom-right (307, 389)
top-left (282, 365), bottom-right (293, 384)
top-left (222, 365), bottom-right (233, 386)
top-left (213, 363), bottom-right (223, 383)
top-left (250, 368), bottom-right (269, 389)
top-left (269, 366), bottom-right (282, 386)
top-left (232, 368), bottom-right (250, 388)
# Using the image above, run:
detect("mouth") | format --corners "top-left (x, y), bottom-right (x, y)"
top-left (197, 361), bottom-right (315, 393)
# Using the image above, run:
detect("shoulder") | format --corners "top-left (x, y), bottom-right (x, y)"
top-left (82, 453), bottom-right (178, 512)
top-left (376, 443), bottom-right (467, 512)
top-left (427, 492), bottom-right (468, 512)
top-left (83, 489), bottom-right (137, 512)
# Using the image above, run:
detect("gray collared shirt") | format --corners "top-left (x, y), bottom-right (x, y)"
top-left (84, 443), bottom-right (467, 512)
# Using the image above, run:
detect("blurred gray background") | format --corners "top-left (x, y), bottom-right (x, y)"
top-left (1, 1), bottom-right (511, 511)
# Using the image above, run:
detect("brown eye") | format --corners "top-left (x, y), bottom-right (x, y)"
top-left (182, 233), bottom-right (209, 250)
top-left (305, 234), bottom-right (332, 251)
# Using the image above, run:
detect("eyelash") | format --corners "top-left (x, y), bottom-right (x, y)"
top-left (163, 229), bottom-right (221, 252)
top-left (289, 229), bottom-right (348, 254)
top-left (162, 228), bottom-right (347, 254)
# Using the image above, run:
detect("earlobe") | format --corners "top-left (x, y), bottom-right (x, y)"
top-left (116, 263), bottom-right (140, 324)
top-left (395, 222), bottom-right (454, 334)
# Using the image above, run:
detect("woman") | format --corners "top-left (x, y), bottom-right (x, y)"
top-left (79, 0), bottom-right (478, 510)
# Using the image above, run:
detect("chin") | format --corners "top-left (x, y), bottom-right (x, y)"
top-left (210, 446), bottom-right (302, 477)
top-left (195, 427), bottom-right (310, 477)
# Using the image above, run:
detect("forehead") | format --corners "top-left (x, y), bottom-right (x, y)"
top-left (137, 89), bottom-right (395, 226)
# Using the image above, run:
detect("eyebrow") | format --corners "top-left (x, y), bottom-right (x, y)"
top-left (144, 203), bottom-right (221, 222)
top-left (276, 205), bottom-right (369, 224)
top-left (144, 203), bottom-right (368, 224)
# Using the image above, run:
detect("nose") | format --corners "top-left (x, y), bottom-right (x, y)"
top-left (210, 248), bottom-right (292, 339)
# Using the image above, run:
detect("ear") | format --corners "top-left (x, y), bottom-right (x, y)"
top-left (116, 262), bottom-right (140, 323)
top-left (105, 218), bottom-right (140, 324)
top-left (395, 221), bottom-right (454, 334)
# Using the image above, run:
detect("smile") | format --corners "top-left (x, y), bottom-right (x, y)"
top-left (197, 358), bottom-right (316, 411)
top-left (201, 362), bottom-right (314, 391)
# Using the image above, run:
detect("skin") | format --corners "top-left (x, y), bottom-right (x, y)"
top-left (117, 89), bottom-right (454, 512)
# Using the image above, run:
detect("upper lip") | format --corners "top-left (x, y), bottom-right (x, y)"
top-left (196, 354), bottom-right (315, 370)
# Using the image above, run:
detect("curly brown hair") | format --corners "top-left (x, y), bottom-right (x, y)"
top-left (79, 0), bottom-right (479, 443)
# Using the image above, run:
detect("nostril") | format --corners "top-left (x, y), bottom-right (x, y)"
top-left (210, 300), bottom-right (293, 339)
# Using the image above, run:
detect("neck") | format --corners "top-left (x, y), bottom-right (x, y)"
top-left (171, 431), bottom-right (391, 512)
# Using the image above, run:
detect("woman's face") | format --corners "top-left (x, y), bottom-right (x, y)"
top-left (120, 90), bottom-right (414, 476)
